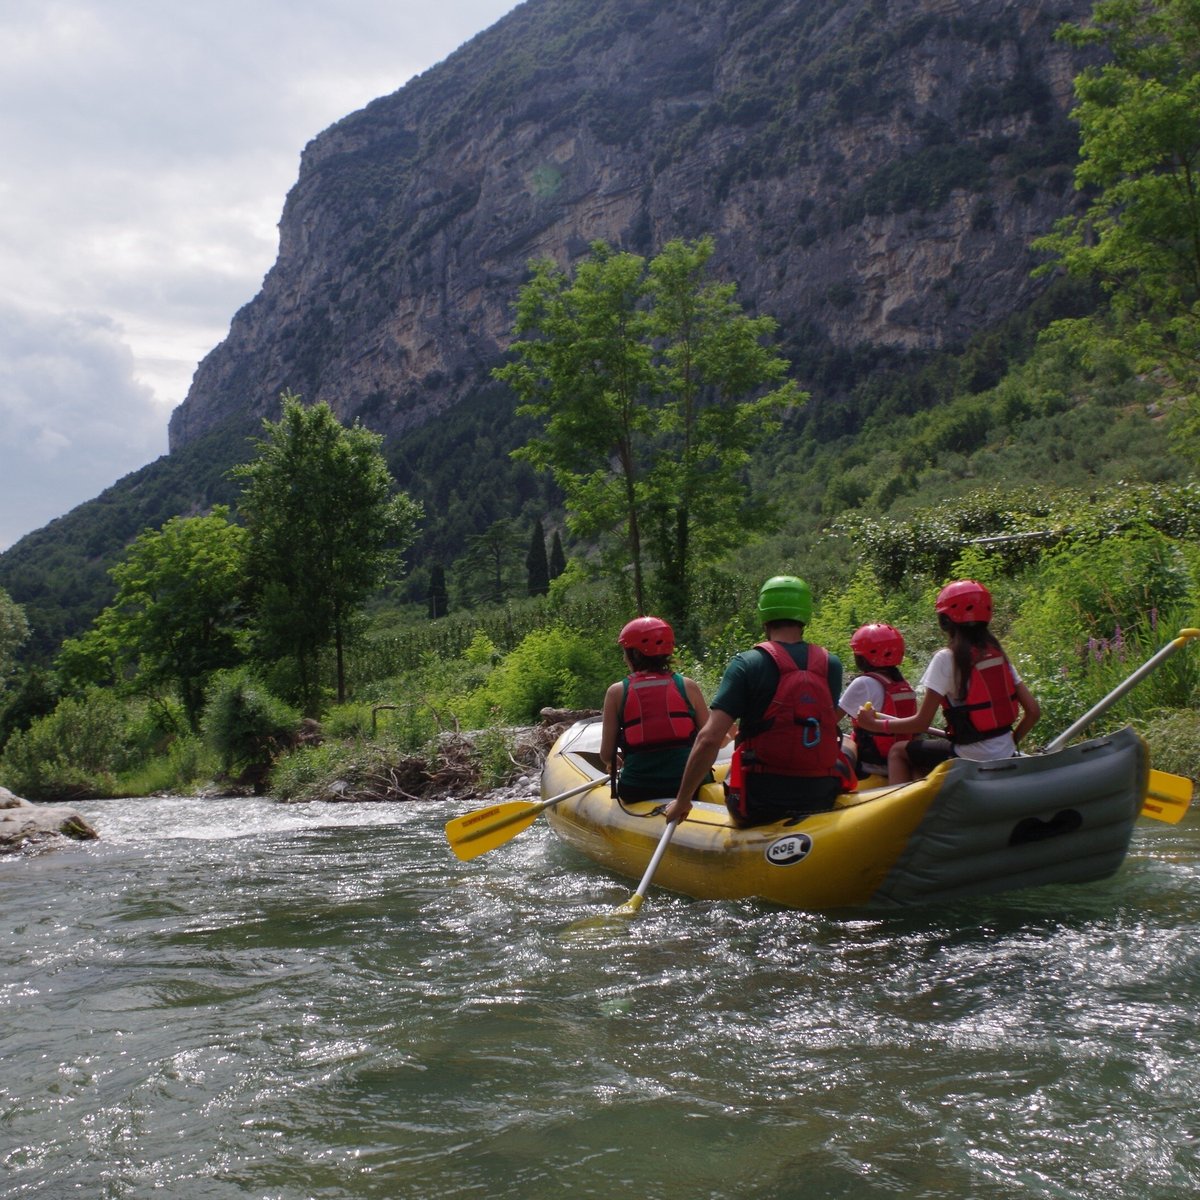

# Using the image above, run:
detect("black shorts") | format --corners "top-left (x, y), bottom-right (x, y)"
top-left (905, 735), bottom-right (956, 773)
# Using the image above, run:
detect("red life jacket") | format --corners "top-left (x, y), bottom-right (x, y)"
top-left (619, 672), bottom-right (697, 753)
top-left (942, 646), bottom-right (1019, 745)
top-left (738, 641), bottom-right (840, 778)
top-left (853, 672), bottom-right (917, 764)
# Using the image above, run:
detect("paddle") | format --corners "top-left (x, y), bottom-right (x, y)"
top-left (614, 818), bottom-right (679, 916)
top-left (1142, 768), bottom-right (1193, 825)
top-left (566, 818), bottom-right (680, 933)
top-left (444, 778), bottom-right (603, 861)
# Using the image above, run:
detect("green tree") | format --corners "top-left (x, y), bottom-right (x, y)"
top-left (526, 519), bottom-right (550, 597)
top-left (56, 509), bottom-right (248, 730)
top-left (1035, 0), bottom-right (1200, 432)
top-left (495, 238), bottom-right (801, 631)
top-left (0, 587), bottom-right (30, 691)
top-left (234, 393), bottom-right (423, 714)
top-left (456, 518), bottom-right (524, 606)
top-left (549, 530), bottom-right (567, 580)
top-left (428, 563), bottom-right (449, 619)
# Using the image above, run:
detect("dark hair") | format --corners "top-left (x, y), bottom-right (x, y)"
top-left (938, 612), bottom-right (1003, 696)
top-left (625, 647), bottom-right (672, 673)
top-left (763, 618), bottom-right (804, 634)
top-left (854, 654), bottom-right (905, 681)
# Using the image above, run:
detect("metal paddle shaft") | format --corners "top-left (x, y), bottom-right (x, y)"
top-left (1043, 628), bottom-right (1200, 754)
top-left (615, 819), bottom-right (679, 916)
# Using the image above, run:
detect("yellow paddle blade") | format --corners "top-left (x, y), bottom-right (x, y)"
top-left (1140, 769), bottom-right (1194, 825)
top-left (444, 800), bottom-right (542, 861)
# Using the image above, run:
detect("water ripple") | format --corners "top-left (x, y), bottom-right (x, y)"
top-left (1, 800), bottom-right (1198, 1198)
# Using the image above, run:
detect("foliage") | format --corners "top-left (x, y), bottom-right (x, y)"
top-left (270, 739), bottom-right (374, 803)
top-left (495, 237), bottom-right (801, 634)
top-left (455, 518), bottom-right (525, 606)
top-left (526, 519), bottom-right (550, 597)
top-left (836, 481), bottom-right (1200, 588)
top-left (0, 587), bottom-right (30, 691)
top-left (1011, 526), bottom-right (1192, 664)
top-left (427, 564), bottom-right (449, 619)
top-left (201, 668), bottom-right (300, 775)
top-left (1035, 0), bottom-right (1200, 448)
top-left (234, 393), bottom-right (423, 714)
top-left (459, 625), bottom-right (621, 725)
top-left (0, 667), bottom-right (58, 754)
top-left (320, 702), bottom-right (377, 741)
top-left (115, 735), bottom-right (220, 797)
top-left (0, 689), bottom-right (136, 800)
top-left (56, 508), bottom-right (249, 730)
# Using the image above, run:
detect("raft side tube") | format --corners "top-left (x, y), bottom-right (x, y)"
top-left (867, 728), bottom-right (1148, 908)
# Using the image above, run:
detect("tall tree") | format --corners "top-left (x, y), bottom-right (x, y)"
top-left (496, 244), bottom-right (654, 609)
top-left (428, 563), bottom-right (449, 619)
top-left (55, 509), bottom-right (248, 730)
top-left (549, 530), bottom-right (567, 580)
top-left (456, 518), bottom-right (524, 606)
top-left (1035, 0), bottom-right (1200, 433)
top-left (526, 519), bottom-right (550, 597)
top-left (234, 394), bottom-right (423, 714)
top-left (495, 238), bottom-right (801, 631)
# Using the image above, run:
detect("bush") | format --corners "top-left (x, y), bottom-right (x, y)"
top-left (114, 735), bottom-right (220, 796)
top-left (0, 688), bottom-right (131, 800)
top-left (202, 669), bottom-right (300, 774)
top-left (460, 625), bottom-right (619, 725)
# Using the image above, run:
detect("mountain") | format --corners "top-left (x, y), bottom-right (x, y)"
top-left (2, 0), bottom-right (1097, 658)
top-left (169, 0), bottom-right (1093, 450)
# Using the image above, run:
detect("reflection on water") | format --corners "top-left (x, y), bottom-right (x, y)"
top-left (2, 796), bottom-right (1199, 1199)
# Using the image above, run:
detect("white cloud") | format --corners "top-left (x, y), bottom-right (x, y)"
top-left (0, 0), bottom-right (521, 551)
top-left (0, 302), bottom-right (166, 546)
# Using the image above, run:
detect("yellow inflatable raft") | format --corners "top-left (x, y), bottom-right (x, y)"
top-left (542, 718), bottom-right (1149, 910)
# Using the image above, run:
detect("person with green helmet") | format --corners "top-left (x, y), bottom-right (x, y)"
top-left (664, 576), bottom-right (852, 828)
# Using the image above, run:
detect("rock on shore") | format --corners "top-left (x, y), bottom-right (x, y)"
top-left (0, 787), bottom-right (98, 855)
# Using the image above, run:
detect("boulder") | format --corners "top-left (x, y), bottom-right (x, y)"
top-left (0, 787), bottom-right (99, 854)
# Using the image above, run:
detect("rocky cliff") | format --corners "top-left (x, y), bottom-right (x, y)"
top-left (168, 0), bottom-right (1094, 452)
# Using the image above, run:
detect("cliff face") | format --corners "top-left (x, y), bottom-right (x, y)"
top-left (168, 0), bottom-right (1093, 451)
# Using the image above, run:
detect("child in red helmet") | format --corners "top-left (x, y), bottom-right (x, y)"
top-left (600, 616), bottom-right (710, 801)
top-left (856, 581), bottom-right (1041, 782)
top-left (837, 623), bottom-right (918, 782)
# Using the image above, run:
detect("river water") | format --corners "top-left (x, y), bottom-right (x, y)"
top-left (2, 795), bottom-right (1199, 1200)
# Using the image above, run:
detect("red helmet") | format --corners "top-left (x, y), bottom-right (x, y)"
top-left (618, 616), bottom-right (675, 655)
top-left (850, 623), bottom-right (905, 667)
top-left (935, 580), bottom-right (993, 624)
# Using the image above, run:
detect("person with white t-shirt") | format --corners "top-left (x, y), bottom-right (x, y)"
top-left (855, 580), bottom-right (1041, 783)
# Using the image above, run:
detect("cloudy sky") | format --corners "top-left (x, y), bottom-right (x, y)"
top-left (0, 0), bottom-right (522, 551)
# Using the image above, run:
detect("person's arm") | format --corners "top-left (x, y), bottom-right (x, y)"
top-left (1013, 680), bottom-right (1040, 746)
top-left (663, 709), bottom-right (735, 823)
top-left (856, 689), bottom-right (943, 738)
top-left (598, 681), bottom-right (624, 772)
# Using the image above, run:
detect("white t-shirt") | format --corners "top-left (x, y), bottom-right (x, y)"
top-left (921, 646), bottom-right (1020, 762)
top-left (839, 674), bottom-right (895, 771)
top-left (838, 674), bottom-right (885, 722)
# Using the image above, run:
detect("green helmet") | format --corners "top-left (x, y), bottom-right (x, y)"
top-left (756, 575), bottom-right (813, 625)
